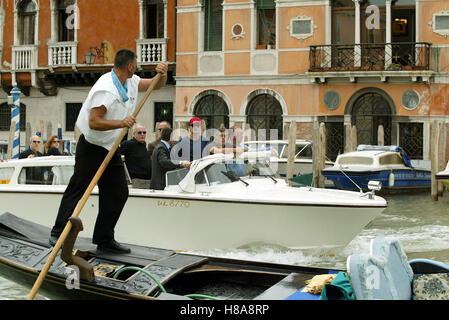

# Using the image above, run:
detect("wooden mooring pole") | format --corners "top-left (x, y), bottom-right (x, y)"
top-left (431, 120), bottom-right (441, 201)
top-left (287, 121), bottom-right (296, 186)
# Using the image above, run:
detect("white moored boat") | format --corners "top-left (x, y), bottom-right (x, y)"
top-left (436, 160), bottom-right (449, 189)
top-left (0, 153), bottom-right (387, 251)
top-left (243, 139), bottom-right (333, 178)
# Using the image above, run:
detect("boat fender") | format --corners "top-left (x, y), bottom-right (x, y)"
top-left (388, 172), bottom-right (395, 188)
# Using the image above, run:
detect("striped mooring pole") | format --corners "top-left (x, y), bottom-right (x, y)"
top-left (10, 86), bottom-right (21, 159)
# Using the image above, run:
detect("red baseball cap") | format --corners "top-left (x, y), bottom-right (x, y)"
top-left (190, 117), bottom-right (201, 126)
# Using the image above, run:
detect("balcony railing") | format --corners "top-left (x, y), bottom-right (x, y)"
top-left (12, 45), bottom-right (38, 70)
top-left (136, 38), bottom-right (167, 64)
top-left (48, 42), bottom-right (78, 67)
top-left (309, 42), bottom-right (431, 72)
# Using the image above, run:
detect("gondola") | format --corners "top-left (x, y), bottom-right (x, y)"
top-left (0, 212), bottom-right (341, 300)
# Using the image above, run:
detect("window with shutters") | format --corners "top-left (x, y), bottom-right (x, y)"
top-left (0, 103), bottom-right (27, 131)
top-left (18, 0), bottom-right (36, 45)
top-left (57, 0), bottom-right (75, 41)
top-left (204, 0), bottom-right (223, 51)
top-left (257, 0), bottom-right (275, 48)
top-left (145, 0), bottom-right (164, 39)
top-left (65, 103), bottom-right (82, 131)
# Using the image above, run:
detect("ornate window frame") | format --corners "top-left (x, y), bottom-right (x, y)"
top-left (430, 10), bottom-right (449, 37)
top-left (287, 14), bottom-right (316, 40)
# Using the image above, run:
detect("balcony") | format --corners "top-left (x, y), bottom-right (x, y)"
top-left (136, 38), bottom-right (167, 65)
top-left (309, 42), bottom-right (431, 72)
top-left (48, 42), bottom-right (78, 68)
top-left (12, 45), bottom-right (38, 70)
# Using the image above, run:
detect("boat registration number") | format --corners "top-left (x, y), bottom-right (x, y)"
top-left (157, 200), bottom-right (190, 208)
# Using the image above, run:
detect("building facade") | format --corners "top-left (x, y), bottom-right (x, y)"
top-left (0, 0), bottom-right (176, 153)
top-left (175, 0), bottom-right (449, 161)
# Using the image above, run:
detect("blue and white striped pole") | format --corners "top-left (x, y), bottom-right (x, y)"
top-left (10, 86), bottom-right (21, 159)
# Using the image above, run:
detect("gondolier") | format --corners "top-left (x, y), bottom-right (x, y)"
top-left (49, 48), bottom-right (167, 254)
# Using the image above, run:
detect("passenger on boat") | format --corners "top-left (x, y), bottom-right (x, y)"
top-left (147, 121), bottom-right (171, 160)
top-left (44, 135), bottom-right (68, 156)
top-left (49, 49), bottom-right (168, 254)
top-left (171, 117), bottom-right (210, 162)
top-left (226, 125), bottom-right (248, 176)
top-left (120, 124), bottom-right (152, 189)
top-left (19, 135), bottom-right (43, 159)
top-left (208, 125), bottom-right (244, 156)
top-left (150, 127), bottom-right (190, 190)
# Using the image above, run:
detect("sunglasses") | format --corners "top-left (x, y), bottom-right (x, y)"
top-left (32, 141), bottom-right (41, 144)
top-left (137, 131), bottom-right (147, 134)
top-left (51, 140), bottom-right (59, 143)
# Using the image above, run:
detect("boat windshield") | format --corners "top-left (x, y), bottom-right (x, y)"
top-left (280, 144), bottom-right (312, 159)
top-left (337, 156), bottom-right (373, 166)
top-left (18, 165), bottom-right (74, 185)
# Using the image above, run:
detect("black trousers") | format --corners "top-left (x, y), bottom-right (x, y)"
top-left (50, 135), bottom-right (129, 245)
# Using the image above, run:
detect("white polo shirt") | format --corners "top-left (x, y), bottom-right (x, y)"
top-left (76, 72), bottom-right (141, 150)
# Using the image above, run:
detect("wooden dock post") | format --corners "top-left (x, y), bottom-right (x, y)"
top-left (7, 121), bottom-right (16, 160)
top-left (351, 125), bottom-right (357, 151)
top-left (287, 121), bottom-right (296, 186)
top-left (378, 124), bottom-right (384, 146)
top-left (438, 120), bottom-right (447, 196)
top-left (344, 123), bottom-right (352, 153)
top-left (25, 122), bottom-right (31, 149)
top-left (319, 122), bottom-right (326, 188)
top-left (431, 120), bottom-right (440, 201)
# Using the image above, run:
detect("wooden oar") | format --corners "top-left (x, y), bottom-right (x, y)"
top-left (27, 73), bottom-right (162, 300)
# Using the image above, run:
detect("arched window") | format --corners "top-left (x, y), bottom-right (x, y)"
top-left (246, 94), bottom-right (283, 139)
top-left (0, 103), bottom-right (27, 131)
top-left (351, 92), bottom-right (392, 146)
top-left (193, 94), bottom-right (229, 129)
top-left (18, 0), bottom-right (36, 45)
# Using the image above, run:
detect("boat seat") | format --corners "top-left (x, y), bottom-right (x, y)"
top-left (347, 236), bottom-right (414, 300)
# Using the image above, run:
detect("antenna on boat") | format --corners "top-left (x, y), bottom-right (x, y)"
top-left (337, 165), bottom-right (363, 193)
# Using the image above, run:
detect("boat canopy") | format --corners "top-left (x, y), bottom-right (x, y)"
top-left (356, 145), bottom-right (413, 168)
top-left (178, 153), bottom-right (234, 193)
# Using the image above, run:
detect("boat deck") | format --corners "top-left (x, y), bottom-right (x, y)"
top-left (0, 212), bottom-right (339, 300)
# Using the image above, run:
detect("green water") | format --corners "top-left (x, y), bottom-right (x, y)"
top-left (1, 192), bottom-right (448, 299)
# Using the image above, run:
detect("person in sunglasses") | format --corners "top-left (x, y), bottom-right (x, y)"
top-left (120, 124), bottom-right (152, 188)
top-left (19, 135), bottom-right (43, 159)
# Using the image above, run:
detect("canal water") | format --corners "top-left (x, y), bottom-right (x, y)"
top-left (1, 192), bottom-right (448, 300)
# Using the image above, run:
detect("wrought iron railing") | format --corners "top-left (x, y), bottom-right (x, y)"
top-left (309, 42), bottom-right (431, 72)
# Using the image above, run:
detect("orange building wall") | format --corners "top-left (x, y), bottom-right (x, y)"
top-left (77, 0), bottom-right (140, 64)
top-left (278, 6), bottom-right (326, 50)
top-left (224, 9), bottom-right (251, 51)
top-left (1, 0), bottom-right (176, 68)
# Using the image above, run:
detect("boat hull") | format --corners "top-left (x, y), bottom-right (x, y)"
top-left (322, 168), bottom-right (431, 194)
top-left (436, 174), bottom-right (449, 189)
top-left (0, 187), bottom-right (384, 251)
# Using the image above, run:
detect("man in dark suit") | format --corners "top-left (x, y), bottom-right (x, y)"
top-left (150, 128), bottom-right (190, 190)
top-left (147, 121), bottom-right (171, 160)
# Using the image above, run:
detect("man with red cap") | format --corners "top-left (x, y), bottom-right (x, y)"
top-left (172, 117), bottom-right (210, 162)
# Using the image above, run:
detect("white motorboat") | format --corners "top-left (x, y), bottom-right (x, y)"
top-left (322, 145), bottom-right (431, 194)
top-left (436, 160), bottom-right (449, 189)
top-left (0, 153), bottom-right (387, 251)
top-left (243, 139), bottom-right (333, 178)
